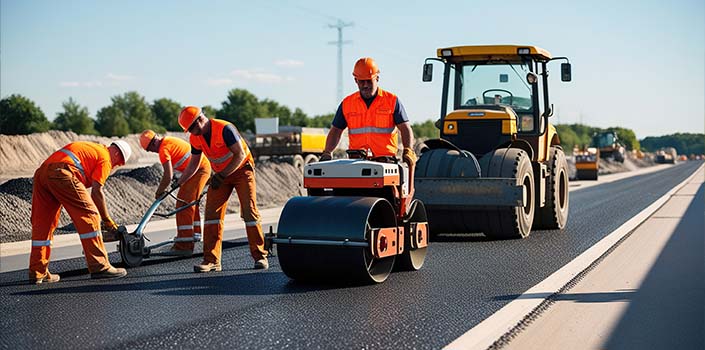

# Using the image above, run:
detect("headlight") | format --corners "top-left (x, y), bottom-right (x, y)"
top-left (441, 49), bottom-right (453, 57)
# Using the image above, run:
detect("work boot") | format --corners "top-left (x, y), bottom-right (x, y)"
top-left (194, 261), bottom-right (221, 273)
top-left (91, 266), bottom-right (127, 280)
top-left (254, 258), bottom-right (269, 270)
top-left (29, 272), bottom-right (60, 285)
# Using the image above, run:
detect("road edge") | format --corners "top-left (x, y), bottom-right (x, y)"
top-left (443, 163), bottom-right (704, 350)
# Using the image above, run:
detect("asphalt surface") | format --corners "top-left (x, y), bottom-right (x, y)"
top-left (0, 161), bottom-right (701, 350)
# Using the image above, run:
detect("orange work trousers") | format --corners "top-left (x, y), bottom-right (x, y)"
top-left (29, 163), bottom-right (112, 279)
top-left (202, 161), bottom-right (266, 264)
top-left (173, 162), bottom-right (210, 251)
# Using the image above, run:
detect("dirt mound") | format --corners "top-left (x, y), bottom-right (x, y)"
top-left (0, 130), bottom-right (305, 244)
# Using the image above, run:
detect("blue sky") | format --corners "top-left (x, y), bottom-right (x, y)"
top-left (1, 0), bottom-right (703, 138)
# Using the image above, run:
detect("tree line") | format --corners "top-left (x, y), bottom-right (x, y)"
top-left (0, 90), bottom-right (336, 137)
top-left (1, 92), bottom-right (701, 156)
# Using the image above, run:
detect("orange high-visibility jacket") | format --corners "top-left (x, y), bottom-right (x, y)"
top-left (189, 119), bottom-right (252, 173)
top-left (342, 88), bottom-right (398, 157)
top-left (43, 141), bottom-right (112, 186)
top-left (159, 136), bottom-right (208, 172)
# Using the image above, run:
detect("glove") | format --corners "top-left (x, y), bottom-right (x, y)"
top-left (402, 147), bottom-right (417, 168)
top-left (210, 172), bottom-right (225, 190)
top-left (101, 218), bottom-right (120, 242)
top-left (319, 151), bottom-right (332, 162)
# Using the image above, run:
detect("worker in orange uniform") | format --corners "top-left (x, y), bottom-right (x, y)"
top-left (320, 57), bottom-right (417, 168)
top-left (29, 140), bottom-right (132, 284)
top-left (176, 106), bottom-right (268, 272)
top-left (139, 130), bottom-right (211, 256)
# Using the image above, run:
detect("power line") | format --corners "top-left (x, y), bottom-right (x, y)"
top-left (328, 19), bottom-right (354, 104)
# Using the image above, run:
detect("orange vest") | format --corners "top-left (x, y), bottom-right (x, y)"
top-left (189, 119), bottom-right (252, 173)
top-left (342, 88), bottom-right (398, 157)
top-left (159, 136), bottom-right (208, 173)
top-left (44, 141), bottom-right (112, 186)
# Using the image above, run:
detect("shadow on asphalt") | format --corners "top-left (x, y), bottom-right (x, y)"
top-left (7, 270), bottom-right (351, 297)
top-left (492, 290), bottom-right (637, 303)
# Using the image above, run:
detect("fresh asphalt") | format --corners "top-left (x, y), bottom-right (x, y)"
top-left (0, 161), bottom-right (701, 349)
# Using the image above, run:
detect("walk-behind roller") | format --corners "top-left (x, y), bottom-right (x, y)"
top-left (271, 151), bottom-right (429, 284)
top-left (116, 184), bottom-right (206, 267)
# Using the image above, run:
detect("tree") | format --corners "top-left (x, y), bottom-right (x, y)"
top-left (95, 105), bottom-right (130, 137)
top-left (201, 105), bottom-right (218, 120)
top-left (0, 94), bottom-right (51, 135)
top-left (641, 133), bottom-right (705, 155)
top-left (308, 113), bottom-right (335, 128)
top-left (411, 120), bottom-right (439, 139)
top-left (151, 98), bottom-right (182, 131)
top-left (217, 89), bottom-right (267, 133)
top-left (108, 91), bottom-right (162, 134)
top-left (607, 126), bottom-right (640, 151)
top-left (260, 99), bottom-right (293, 126)
top-left (54, 97), bottom-right (97, 135)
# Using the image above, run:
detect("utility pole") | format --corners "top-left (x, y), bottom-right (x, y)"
top-left (328, 19), bottom-right (353, 104)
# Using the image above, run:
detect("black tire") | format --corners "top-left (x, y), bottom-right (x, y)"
top-left (534, 147), bottom-right (570, 230)
top-left (482, 148), bottom-right (534, 239)
top-left (291, 155), bottom-right (304, 172)
top-left (304, 154), bottom-right (319, 165)
top-left (414, 148), bottom-right (482, 236)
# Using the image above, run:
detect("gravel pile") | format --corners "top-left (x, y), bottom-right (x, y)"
top-left (0, 160), bottom-right (302, 244)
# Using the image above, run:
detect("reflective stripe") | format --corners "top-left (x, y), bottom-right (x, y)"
top-left (204, 219), bottom-right (222, 225)
top-left (177, 225), bottom-right (193, 231)
top-left (32, 240), bottom-right (51, 247)
top-left (194, 233), bottom-right (202, 239)
top-left (245, 221), bottom-right (259, 227)
top-left (193, 221), bottom-right (201, 226)
top-left (172, 153), bottom-right (191, 169)
top-left (208, 152), bottom-right (233, 165)
top-left (79, 230), bottom-right (100, 240)
top-left (59, 149), bottom-right (87, 180)
top-left (348, 127), bottom-right (395, 135)
top-left (173, 237), bottom-right (195, 242)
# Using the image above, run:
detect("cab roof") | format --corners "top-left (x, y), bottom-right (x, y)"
top-left (436, 45), bottom-right (553, 63)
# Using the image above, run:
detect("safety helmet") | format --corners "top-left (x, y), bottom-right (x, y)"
top-left (111, 140), bottom-right (132, 164)
top-left (139, 129), bottom-right (156, 150)
top-left (352, 57), bottom-right (380, 80)
top-left (178, 106), bottom-right (202, 132)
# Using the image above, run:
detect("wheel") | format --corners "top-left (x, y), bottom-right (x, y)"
top-left (277, 196), bottom-right (397, 284)
top-left (291, 155), bottom-right (304, 172)
top-left (304, 154), bottom-right (319, 165)
top-left (414, 148), bottom-right (482, 236)
top-left (482, 148), bottom-right (534, 239)
top-left (119, 232), bottom-right (145, 267)
top-left (394, 200), bottom-right (428, 271)
top-left (534, 146), bottom-right (570, 230)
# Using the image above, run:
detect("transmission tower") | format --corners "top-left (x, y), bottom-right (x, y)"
top-left (328, 19), bottom-right (353, 104)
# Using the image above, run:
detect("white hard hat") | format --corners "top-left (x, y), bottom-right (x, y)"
top-left (111, 140), bottom-right (132, 164)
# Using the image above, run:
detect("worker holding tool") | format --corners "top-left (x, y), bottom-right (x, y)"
top-left (177, 106), bottom-right (268, 272)
top-left (320, 57), bottom-right (417, 169)
top-left (139, 130), bottom-right (211, 256)
top-left (29, 140), bottom-right (132, 284)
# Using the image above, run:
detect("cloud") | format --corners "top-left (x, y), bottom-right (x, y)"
top-left (231, 69), bottom-right (289, 83)
top-left (59, 81), bottom-right (103, 88)
top-left (205, 78), bottom-right (234, 86)
top-left (106, 73), bottom-right (135, 81)
top-left (275, 59), bottom-right (304, 67)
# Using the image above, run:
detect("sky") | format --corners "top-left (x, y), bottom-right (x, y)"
top-left (1, 0), bottom-right (704, 139)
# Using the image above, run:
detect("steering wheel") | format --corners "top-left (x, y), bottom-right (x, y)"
top-left (482, 89), bottom-right (513, 105)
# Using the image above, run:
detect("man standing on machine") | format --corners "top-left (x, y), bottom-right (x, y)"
top-left (139, 130), bottom-right (211, 256)
top-left (29, 141), bottom-right (132, 284)
top-left (176, 106), bottom-right (268, 272)
top-left (319, 57), bottom-right (417, 169)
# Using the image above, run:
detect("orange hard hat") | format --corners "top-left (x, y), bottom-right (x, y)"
top-left (352, 57), bottom-right (380, 80)
top-left (139, 129), bottom-right (156, 150)
top-left (178, 106), bottom-right (202, 132)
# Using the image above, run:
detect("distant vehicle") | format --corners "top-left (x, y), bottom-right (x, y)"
top-left (250, 118), bottom-right (329, 171)
top-left (591, 131), bottom-right (625, 163)
top-left (655, 147), bottom-right (677, 164)
top-left (574, 146), bottom-right (599, 180)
